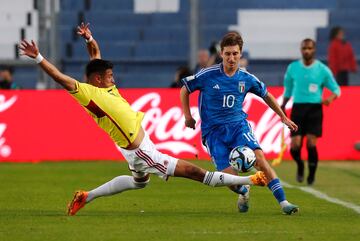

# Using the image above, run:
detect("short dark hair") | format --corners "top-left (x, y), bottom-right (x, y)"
top-left (220, 31), bottom-right (243, 51)
top-left (329, 26), bottom-right (343, 40)
top-left (302, 38), bottom-right (316, 47)
top-left (85, 59), bottom-right (113, 77)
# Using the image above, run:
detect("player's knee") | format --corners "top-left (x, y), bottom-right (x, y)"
top-left (254, 157), bottom-right (266, 169)
top-left (306, 142), bottom-right (316, 149)
top-left (290, 143), bottom-right (301, 151)
top-left (132, 173), bottom-right (150, 189)
top-left (306, 135), bottom-right (317, 148)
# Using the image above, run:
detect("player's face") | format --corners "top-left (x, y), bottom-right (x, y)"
top-left (99, 69), bottom-right (115, 88)
top-left (221, 45), bottom-right (241, 71)
top-left (301, 41), bottom-right (316, 61)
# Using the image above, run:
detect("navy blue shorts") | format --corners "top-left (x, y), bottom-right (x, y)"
top-left (203, 120), bottom-right (261, 171)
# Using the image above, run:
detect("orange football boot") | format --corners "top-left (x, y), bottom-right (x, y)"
top-left (250, 171), bottom-right (268, 186)
top-left (67, 190), bottom-right (88, 216)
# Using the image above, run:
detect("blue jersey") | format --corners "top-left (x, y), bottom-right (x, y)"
top-left (181, 64), bottom-right (268, 138)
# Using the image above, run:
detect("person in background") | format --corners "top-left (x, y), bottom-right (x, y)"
top-left (207, 41), bottom-right (222, 66)
top-left (193, 49), bottom-right (210, 74)
top-left (282, 39), bottom-right (341, 185)
top-left (0, 65), bottom-right (18, 89)
top-left (239, 51), bottom-right (249, 71)
top-left (328, 26), bottom-right (357, 86)
top-left (169, 66), bottom-right (192, 88)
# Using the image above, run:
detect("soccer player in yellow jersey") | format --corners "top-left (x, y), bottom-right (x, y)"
top-left (18, 23), bottom-right (267, 216)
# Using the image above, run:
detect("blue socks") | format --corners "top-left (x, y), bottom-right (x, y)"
top-left (267, 178), bottom-right (286, 203)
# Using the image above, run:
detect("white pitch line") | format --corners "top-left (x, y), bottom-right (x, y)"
top-left (282, 181), bottom-right (360, 215)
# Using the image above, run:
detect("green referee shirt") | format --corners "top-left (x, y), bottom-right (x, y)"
top-left (283, 60), bottom-right (341, 103)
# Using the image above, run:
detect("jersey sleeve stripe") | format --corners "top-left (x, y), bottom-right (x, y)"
top-left (181, 78), bottom-right (192, 93)
top-left (262, 90), bottom-right (268, 98)
top-left (199, 92), bottom-right (203, 113)
top-left (195, 64), bottom-right (220, 78)
top-left (195, 64), bottom-right (219, 76)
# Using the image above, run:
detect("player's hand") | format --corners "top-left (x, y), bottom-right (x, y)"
top-left (185, 117), bottom-right (196, 129)
top-left (322, 98), bottom-right (332, 106)
top-left (77, 22), bottom-right (92, 40)
top-left (19, 40), bottom-right (39, 58)
top-left (281, 116), bottom-right (298, 132)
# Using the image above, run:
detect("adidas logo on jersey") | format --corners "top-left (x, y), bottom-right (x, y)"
top-left (213, 84), bottom-right (220, 89)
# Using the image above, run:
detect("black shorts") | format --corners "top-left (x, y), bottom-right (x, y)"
top-left (290, 103), bottom-right (323, 137)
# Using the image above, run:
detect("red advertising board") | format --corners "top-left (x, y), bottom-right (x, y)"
top-left (0, 87), bottom-right (359, 162)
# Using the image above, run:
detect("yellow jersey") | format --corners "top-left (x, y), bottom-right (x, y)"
top-left (70, 81), bottom-right (144, 148)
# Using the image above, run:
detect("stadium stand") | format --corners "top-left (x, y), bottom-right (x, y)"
top-left (0, 0), bottom-right (38, 58)
top-left (58, 0), bottom-right (359, 87)
top-left (0, 0), bottom-right (38, 88)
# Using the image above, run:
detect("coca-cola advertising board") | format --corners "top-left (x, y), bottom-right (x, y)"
top-left (0, 87), bottom-right (359, 162)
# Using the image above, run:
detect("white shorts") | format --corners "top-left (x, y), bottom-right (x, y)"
top-left (117, 132), bottom-right (178, 180)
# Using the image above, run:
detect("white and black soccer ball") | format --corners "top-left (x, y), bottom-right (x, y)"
top-left (229, 146), bottom-right (256, 172)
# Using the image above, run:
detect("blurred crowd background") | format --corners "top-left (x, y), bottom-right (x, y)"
top-left (0, 0), bottom-right (359, 89)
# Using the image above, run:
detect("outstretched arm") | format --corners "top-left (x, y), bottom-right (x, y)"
top-left (263, 92), bottom-right (298, 131)
top-left (19, 40), bottom-right (77, 91)
top-left (180, 86), bottom-right (196, 129)
top-left (77, 22), bottom-right (101, 60)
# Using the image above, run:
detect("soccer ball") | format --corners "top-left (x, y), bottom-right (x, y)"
top-left (229, 146), bottom-right (256, 172)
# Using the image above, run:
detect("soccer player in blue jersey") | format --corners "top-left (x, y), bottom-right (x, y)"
top-left (281, 39), bottom-right (340, 185)
top-left (180, 32), bottom-right (299, 215)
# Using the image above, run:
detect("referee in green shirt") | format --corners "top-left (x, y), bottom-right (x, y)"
top-left (281, 38), bottom-right (341, 185)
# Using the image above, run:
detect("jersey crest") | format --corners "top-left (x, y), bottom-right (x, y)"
top-left (239, 81), bottom-right (245, 93)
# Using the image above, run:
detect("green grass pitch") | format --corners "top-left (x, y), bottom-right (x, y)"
top-left (0, 160), bottom-right (359, 241)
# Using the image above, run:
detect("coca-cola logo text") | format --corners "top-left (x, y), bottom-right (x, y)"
top-left (131, 92), bottom-right (201, 154)
top-left (131, 92), bottom-right (291, 156)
